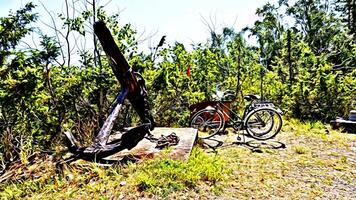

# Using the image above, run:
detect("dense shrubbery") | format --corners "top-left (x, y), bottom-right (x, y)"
top-left (0, 0), bottom-right (355, 167)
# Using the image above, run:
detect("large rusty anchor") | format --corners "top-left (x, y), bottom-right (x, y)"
top-left (63, 21), bottom-right (155, 161)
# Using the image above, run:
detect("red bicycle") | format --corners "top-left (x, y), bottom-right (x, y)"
top-left (189, 90), bottom-right (283, 140)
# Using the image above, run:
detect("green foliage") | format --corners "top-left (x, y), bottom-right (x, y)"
top-left (0, 3), bottom-right (56, 163)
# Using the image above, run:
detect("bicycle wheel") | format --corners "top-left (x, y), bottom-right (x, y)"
top-left (244, 108), bottom-right (282, 140)
top-left (190, 108), bottom-right (225, 139)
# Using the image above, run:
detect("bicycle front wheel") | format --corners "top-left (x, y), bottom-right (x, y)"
top-left (190, 108), bottom-right (225, 139)
top-left (244, 108), bottom-right (282, 140)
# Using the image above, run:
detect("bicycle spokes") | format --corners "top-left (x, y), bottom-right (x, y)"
top-left (190, 109), bottom-right (224, 139)
top-left (245, 108), bottom-right (282, 140)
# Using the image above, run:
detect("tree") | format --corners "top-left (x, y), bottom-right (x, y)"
top-left (334, 0), bottom-right (356, 35)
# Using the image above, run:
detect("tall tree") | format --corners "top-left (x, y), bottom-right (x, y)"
top-left (334, 0), bottom-right (356, 35)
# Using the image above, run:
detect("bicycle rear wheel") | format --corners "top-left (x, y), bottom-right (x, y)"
top-left (190, 108), bottom-right (225, 139)
top-left (244, 108), bottom-right (282, 140)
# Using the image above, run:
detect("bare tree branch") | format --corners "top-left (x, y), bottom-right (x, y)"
top-left (64, 0), bottom-right (71, 67)
top-left (38, 0), bottom-right (66, 66)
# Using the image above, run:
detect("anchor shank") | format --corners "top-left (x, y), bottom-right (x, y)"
top-left (95, 87), bottom-right (128, 146)
top-left (93, 21), bottom-right (155, 129)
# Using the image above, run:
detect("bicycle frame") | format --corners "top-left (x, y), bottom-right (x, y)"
top-left (211, 99), bottom-right (255, 130)
top-left (189, 94), bottom-right (283, 140)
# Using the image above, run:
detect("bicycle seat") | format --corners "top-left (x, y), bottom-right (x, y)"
top-left (222, 90), bottom-right (236, 101)
top-left (244, 94), bottom-right (260, 101)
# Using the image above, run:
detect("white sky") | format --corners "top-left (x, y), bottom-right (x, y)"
top-left (0, 0), bottom-right (277, 51)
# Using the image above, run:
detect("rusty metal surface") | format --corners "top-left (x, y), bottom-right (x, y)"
top-left (94, 21), bottom-right (155, 129)
top-left (63, 124), bottom-right (150, 162)
top-left (104, 128), bottom-right (198, 161)
top-left (63, 21), bottom-right (156, 162)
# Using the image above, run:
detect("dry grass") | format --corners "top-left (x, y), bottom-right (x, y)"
top-left (0, 118), bottom-right (355, 199)
top-left (213, 119), bottom-right (355, 199)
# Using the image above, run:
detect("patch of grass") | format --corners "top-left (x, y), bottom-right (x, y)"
top-left (129, 148), bottom-right (229, 197)
top-left (0, 119), bottom-right (355, 199)
top-left (0, 148), bottom-right (229, 199)
top-left (293, 145), bottom-right (309, 154)
top-left (211, 118), bottom-right (356, 199)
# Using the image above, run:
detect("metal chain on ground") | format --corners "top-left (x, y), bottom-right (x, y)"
top-left (145, 132), bottom-right (180, 149)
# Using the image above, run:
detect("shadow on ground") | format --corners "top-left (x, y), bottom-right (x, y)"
top-left (199, 132), bottom-right (286, 153)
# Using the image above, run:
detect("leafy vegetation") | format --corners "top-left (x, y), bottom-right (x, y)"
top-left (0, 0), bottom-right (355, 198)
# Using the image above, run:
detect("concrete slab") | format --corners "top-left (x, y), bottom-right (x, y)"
top-left (104, 127), bottom-right (198, 161)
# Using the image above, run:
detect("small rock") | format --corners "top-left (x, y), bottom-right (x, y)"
top-left (66, 173), bottom-right (74, 181)
top-left (120, 181), bottom-right (126, 186)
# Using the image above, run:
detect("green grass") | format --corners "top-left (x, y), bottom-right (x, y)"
top-left (293, 145), bottom-right (309, 154)
top-left (0, 118), bottom-right (355, 199)
top-left (0, 148), bottom-right (229, 199)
